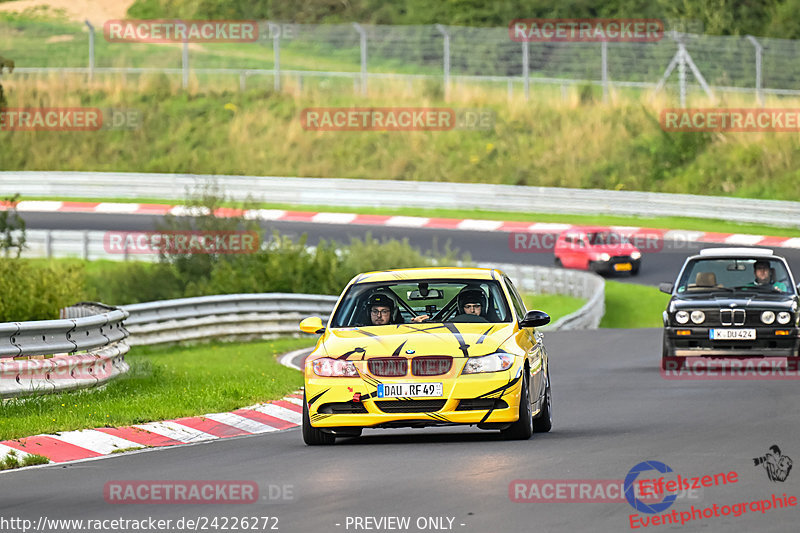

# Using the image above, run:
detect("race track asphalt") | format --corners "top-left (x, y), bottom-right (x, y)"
top-left (1, 329), bottom-right (797, 533)
top-left (24, 211), bottom-right (800, 288)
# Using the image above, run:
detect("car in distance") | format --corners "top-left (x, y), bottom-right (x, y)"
top-left (298, 267), bottom-right (553, 445)
top-left (554, 226), bottom-right (642, 275)
top-left (659, 248), bottom-right (800, 370)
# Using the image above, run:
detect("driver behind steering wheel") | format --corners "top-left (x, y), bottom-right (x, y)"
top-left (452, 288), bottom-right (489, 323)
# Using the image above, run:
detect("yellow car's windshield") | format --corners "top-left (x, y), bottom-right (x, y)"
top-left (331, 279), bottom-right (513, 327)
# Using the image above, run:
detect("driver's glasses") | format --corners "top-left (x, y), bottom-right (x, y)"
top-left (464, 304), bottom-right (481, 311)
top-left (371, 308), bottom-right (391, 316)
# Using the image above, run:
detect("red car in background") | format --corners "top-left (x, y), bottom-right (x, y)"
top-left (554, 227), bottom-right (642, 275)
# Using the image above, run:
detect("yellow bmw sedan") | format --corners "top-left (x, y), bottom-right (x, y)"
top-left (299, 267), bottom-right (553, 445)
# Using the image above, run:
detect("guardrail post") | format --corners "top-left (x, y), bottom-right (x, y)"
top-left (522, 40), bottom-right (530, 101)
top-left (353, 23), bottom-right (367, 96)
top-left (85, 20), bottom-right (95, 83)
top-left (239, 71), bottom-right (246, 92)
top-left (746, 35), bottom-right (764, 106)
top-left (82, 230), bottom-right (89, 260)
top-left (269, 22), bottom-right (281, 92)
top-left (45, 230), bottom-right (52, 259)
top-left (435, 24), bottom-right (450, 101)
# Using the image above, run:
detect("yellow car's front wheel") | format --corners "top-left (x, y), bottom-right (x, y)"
top-left (302, 391), bottom-right (335, 446)
top-left (500, 373), bottom-right (534, 440)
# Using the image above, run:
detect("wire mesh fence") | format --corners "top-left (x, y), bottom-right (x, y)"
top-left (2, 17), bottom-right (800, 102)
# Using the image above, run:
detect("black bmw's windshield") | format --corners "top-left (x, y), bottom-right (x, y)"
top-left (677, 258), bottom-right (792, 294)
top-left (330, 279), bottom-right (512, 327)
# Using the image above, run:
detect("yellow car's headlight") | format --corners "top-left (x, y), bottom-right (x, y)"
top-left (461, 353), bottom-right (514, 374)
top-left (312, 357), bottom-right (359, 377)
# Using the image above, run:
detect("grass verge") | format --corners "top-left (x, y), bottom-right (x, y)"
top-left (0, 338), bottom-right (312, 441)
top-left (522, 293), bottom-right (586, 323)
top-left (0, 450), bottom-right (50, 470)
top-left (600, 280), bottom-right (670, 329)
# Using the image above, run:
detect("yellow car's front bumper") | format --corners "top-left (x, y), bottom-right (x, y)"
top-left (305, 366), bottom-right (525, 429)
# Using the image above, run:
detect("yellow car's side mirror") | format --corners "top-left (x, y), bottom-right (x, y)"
top-left (299, 316), bottom-right (325, 334)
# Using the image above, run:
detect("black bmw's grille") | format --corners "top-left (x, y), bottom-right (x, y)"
top-left (318, 402), bottom-right (368, 414)
top-left (719, 309), bottom-right (746, 326)
top-left (455, 399), bottom-right (509, 411)
top-left (374, 400), bottom-right (446, 413)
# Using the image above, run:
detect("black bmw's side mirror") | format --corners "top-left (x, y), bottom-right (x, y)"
top-left (659, 282), bottom-right (674, 294)
top-left (520, 310), bottom-right (550, 328)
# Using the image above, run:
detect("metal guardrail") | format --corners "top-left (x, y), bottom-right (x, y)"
top-left (2, 172), bottom-right (798, 227)
top-left (0, 265), bottom-right (601, 397)
top-left (488, 263), bottom-right (605, 330)
top-left (121, 294), bottom-right (339, 345)
top-left (0, 305), bottom-right (130, 398)
top-left (120, 267), bottom-right (603, 347)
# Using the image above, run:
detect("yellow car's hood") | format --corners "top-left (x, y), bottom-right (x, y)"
top-left (319, 322), bottom-right (517, 359)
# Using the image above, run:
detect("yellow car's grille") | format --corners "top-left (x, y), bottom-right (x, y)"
top-left (374, 400), bottom-right (446, 413)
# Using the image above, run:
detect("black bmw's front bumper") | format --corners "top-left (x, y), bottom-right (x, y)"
top-left (663, 326), bottom-right (800, 357)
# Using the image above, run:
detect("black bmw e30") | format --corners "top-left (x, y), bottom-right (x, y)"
top-left (659, 248), bottom-right (800, 370)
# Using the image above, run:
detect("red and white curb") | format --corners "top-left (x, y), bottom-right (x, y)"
top-left (0, 349), bottom-right (312, 467)
top-left (6, 200), bottom-right (800, 249)
top-left (0, 393), bottom-right (303, 465)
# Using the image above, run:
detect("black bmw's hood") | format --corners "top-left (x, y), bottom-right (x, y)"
top-left (672, 294), bottom-right (797, 311)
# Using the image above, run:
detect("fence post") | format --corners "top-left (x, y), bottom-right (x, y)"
top-left (522, 40), bottom-right (529, 101)
top-left (353, 23), bottom-right (367, 96)
top-left (678, 43), bottom-right (686, 108)
top-left (435, 24), bottom-right (450, 101)
top-left (85, 20), bottom-right (95, 83)
top-left (269, 22), bottom-right (281, 91)
top-left (746, 35), bottom-right (764, 106)
top-left (180, 21), bottom-right (189, 89)
top-left (601, 40), bottom-right (609, 102)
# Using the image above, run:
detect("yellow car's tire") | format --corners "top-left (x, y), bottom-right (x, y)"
top-left (533, 372), bottom-right (552, 433)
top-left (302, 391), bottom-right (335, 446)
top-left (501, 374), bottom-right (534, 440)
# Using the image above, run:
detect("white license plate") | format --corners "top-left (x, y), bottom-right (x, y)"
top-left (710, 329), bottom-right (756, 340)
top-left (377, 383), bottom-right (443, 398)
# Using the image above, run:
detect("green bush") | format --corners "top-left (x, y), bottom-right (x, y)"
top-left (0, 260), bottom-right (84, 321)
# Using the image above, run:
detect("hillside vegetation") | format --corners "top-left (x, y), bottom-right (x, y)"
top-left (1, 76), bottom-right (798, 201)
top-left (127, 0), bottom-right (800, 40)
